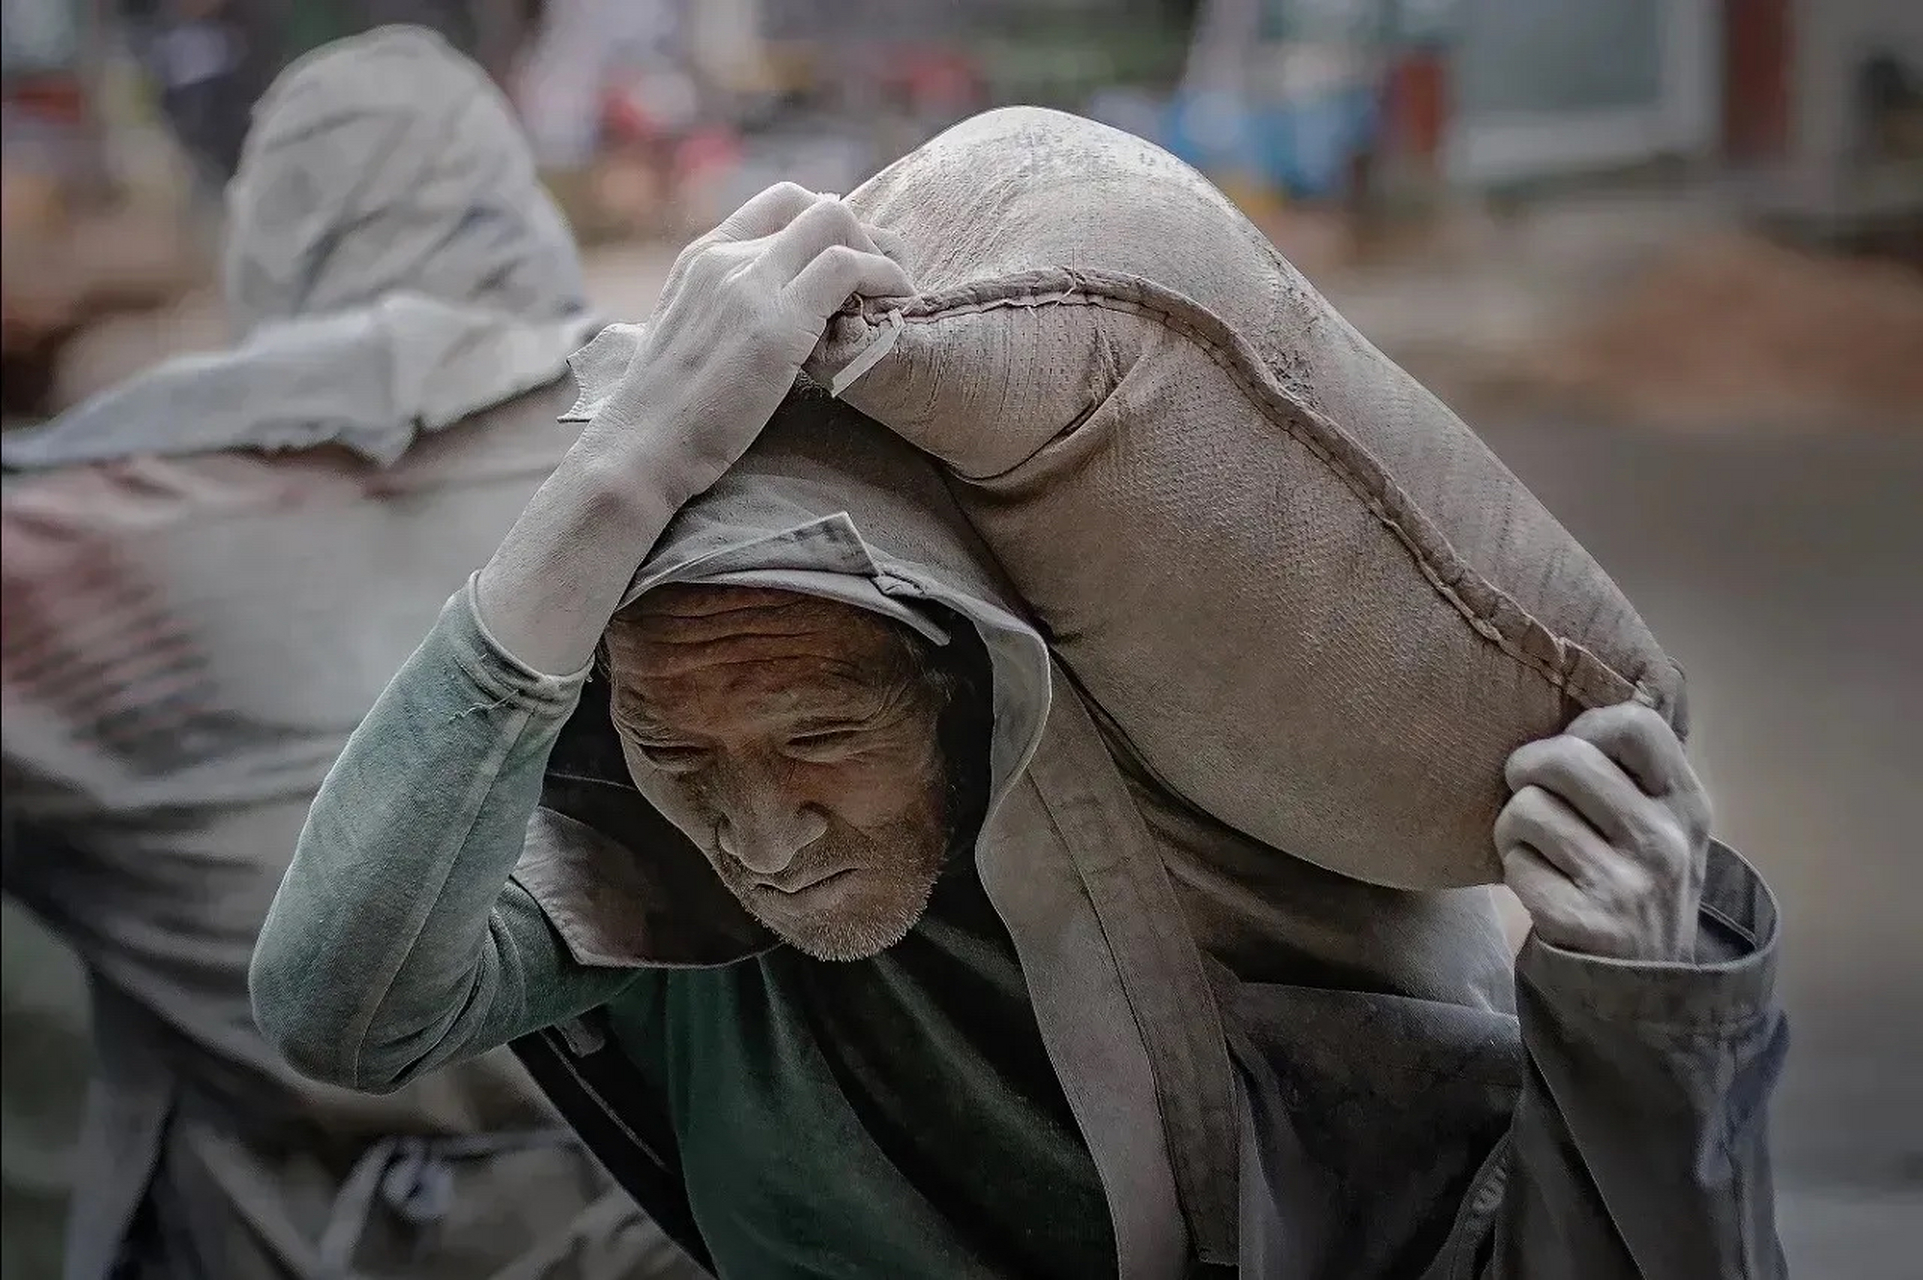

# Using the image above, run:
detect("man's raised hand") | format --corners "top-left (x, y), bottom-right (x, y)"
top-left (586, 183), bottom-right (915, 499)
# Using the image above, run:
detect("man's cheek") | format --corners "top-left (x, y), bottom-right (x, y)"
top-left (825, 755), bottom-right (940, 827)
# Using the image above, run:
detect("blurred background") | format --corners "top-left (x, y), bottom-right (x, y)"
top-left (3, 0), bottom-right (1918, 1276)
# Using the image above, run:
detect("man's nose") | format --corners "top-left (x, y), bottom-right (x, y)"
top-left (715, 779), bottom-right (830, 875)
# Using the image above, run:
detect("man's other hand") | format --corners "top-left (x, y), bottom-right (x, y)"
top-left (1496, 702), bottom-right (1713, 963)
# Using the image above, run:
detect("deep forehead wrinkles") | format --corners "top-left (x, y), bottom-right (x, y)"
top-left (606, 584), bottom-right (925, 710)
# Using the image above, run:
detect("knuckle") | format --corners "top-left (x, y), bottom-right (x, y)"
top-left (1622, 700), bottom-right (1667, 729)
top-left (1493, 794), bottom-right (1527, 841)
top-left (1569, 700), bottom-right (1638, 740)
top-left (686, 240), bottom-right (731, 277)
top-left (1690, 790), bottom-right (1715, 839)
top-left (790, 195), bottom-right (857, 241)
top-left (1510, 784), bottom-right (1555, 828)
top-left (820, 197), bottom-right (859, 229)
top-left (811, 200), bottom-right (854, 236)
top-left (1504, 736), bottom-right (1553, 781)
top-left (1537, 749), bottom-right (1590, 795)
top-left (1501, 870), bottom-right (1545, 912)
top-left (1623, 703), bottom-right (1677, 748)
top-left (788, 193), bottom-right (830, 222)
top-left (1631, 810), bottom-right (1690, 868)
top-left (1598, 852), bottom-right (1652, 897)
top-left (1613, 800), bottom-right (1658, 846)
top-left (1563, 703), bottom-right (1611, 736)
top-left (1674, 774), bottom-right (1713, 833)
top-left (1492, 810), bottom-right (1521, 850)
top-left (1510, 735), bottom-right (1599, 794)
top-left (671, 240), bottom-right (712, 274)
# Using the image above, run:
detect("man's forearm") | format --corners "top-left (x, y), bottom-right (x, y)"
top-left (474, 426), bottom-right (701, 676)
top-left (251, 584), bottom-right (630, 1091)
top-left (475, 180), bottom-right (918, 678)
top-left (256, 402), bottom-right (710, 1085)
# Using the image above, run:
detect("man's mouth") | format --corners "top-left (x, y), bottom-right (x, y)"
top-left (756, 867), bottom-right (857, 897)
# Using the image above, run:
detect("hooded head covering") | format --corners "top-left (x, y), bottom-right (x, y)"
top-left (3, 26), bottom-right (596, 472)
top-left (520, 330), bottom-right (1055, 962)
top-left (222, 24), bottom-right (586, 333)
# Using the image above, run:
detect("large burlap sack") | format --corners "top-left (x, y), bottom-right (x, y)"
top-left (803, 107), bottom-right (1687, 889)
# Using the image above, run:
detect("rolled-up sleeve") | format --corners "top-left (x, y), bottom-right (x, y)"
top-left (1468, 840), bottom-right (1788, 1279)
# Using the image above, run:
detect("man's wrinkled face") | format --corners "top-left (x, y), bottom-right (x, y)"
top-left (603, 585), bottom-right (958, 961)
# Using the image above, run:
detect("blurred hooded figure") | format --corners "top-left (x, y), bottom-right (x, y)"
top-left (126, 0), bottom-right (508, 194)
top-left (0, 26), bottom-right (702, 1280)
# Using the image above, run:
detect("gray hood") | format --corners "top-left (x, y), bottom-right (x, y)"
top-left (520, 329), bottom-right (1054, 962)
top-left (3, 26), bottom-right (593, 472)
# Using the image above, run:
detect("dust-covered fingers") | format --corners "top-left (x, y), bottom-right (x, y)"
top-left (706, 182), bottom-right (825, 246)
top-left (753, 196), bottom-right (891, 285)
top-left (1566, 701), bottom-right (1711, 840)
top-left (662, 183), bottom-right (825, 293)
top-left (1503, 735), bottom-right (1646, 842)
top-left (783, 243), bottom-right (915, 320)
top-left (1494, 783), bottom-right (1615, 885)
top-left (1565, 702), bottom-right (1689, 796)
top-left (1500, 844), bottom-right (1590, 945)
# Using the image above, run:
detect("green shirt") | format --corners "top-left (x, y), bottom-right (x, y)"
top-left (610, 861), bottom-right (1116, 1280)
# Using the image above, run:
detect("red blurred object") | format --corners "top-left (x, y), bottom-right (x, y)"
top-left (879, 48), bottom-right (986, 115)
top-left (672, 126), bottom-right (743, 186)
top-left (603, 88), bottom-right (661, 144)
top-left (601, 68), bottom-right (699, 146)
top-left (1721, 0), bottom-right (1793, 163)
top-left (4, 72), bottom-right (88, 123)
top-left (1384, 51), bottom-right (1448, 166)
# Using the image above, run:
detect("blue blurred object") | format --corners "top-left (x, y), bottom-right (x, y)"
top-left (1156, 84), bottom-right (1381, 199)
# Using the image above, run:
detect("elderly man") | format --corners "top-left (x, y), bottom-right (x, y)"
top-left (1, 27), bottom-right (699, 1280)
top-left (252, 184), bottom-right (1787, 1279)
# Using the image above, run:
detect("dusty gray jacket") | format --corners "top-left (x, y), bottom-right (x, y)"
top-left (253, 394), bottom-right (1788, 1280)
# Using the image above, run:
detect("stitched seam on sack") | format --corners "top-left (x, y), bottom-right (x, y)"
top-left (854, 273), bottom-right (1658, 709)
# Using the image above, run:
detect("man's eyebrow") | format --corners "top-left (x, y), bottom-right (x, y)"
top-left (786, 704), bottom-right (887, 732)
top-left (611, 683), bottom-right (891, 739)
top-left (606, 692), bottom-right (671, 739)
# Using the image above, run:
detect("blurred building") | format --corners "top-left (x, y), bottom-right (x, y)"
top-left (1175, 0), bottom-right (1919, 191)
top-left (1452, 0), bottom-right (1920, 184)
